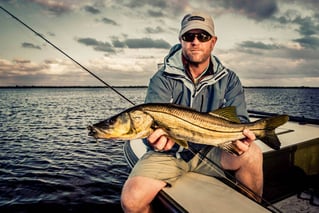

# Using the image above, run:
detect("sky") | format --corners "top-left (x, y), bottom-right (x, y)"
top-left (0, 0), bottom-right (318, 87)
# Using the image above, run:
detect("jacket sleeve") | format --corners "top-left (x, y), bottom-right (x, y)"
top-left (224, 71), bottom-right (250, 123)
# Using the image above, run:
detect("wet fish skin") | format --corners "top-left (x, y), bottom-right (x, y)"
top-left (88, 103), bottom-right (289, 154)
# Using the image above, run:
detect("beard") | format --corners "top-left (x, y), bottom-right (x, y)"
top-left (183, 48), bottom-right (211, 65)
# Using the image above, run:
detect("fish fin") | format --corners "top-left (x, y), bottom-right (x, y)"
top-left (209, 106), bottom-right (241, 123)
top-left (257, 115), bottom-right (289, 150)
top-left (218, 141), bottom-right (240, 156)
top-left (172, 138), bottom-right (189, 149)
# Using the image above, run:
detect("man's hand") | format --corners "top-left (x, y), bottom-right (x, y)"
top-left (232, 129), bottom-right (256, 155)
top-left (147, 129), bottom-right (175, 151)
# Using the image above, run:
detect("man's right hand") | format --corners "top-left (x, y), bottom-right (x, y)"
top-left (147, 129), bottom-right (175, 151)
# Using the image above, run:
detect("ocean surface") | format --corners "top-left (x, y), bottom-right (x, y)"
top-left (0, 87), bottom-right (318, 212)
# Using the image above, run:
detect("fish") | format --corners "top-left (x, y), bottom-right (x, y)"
top-left (87, 103), bottom-right (289, 155)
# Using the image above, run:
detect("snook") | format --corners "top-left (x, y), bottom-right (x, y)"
top-left (88, 103), bottom-right (289, 154)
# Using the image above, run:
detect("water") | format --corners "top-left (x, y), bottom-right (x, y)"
top-left (245, 87), bottom-right (319, 119)
top-left (0, 87), bottom-right (318, 212)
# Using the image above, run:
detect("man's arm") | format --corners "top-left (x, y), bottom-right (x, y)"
top-left (224, 71), bottom-right (255, 154)
top-left (224, 70), bottom-right (249, 123)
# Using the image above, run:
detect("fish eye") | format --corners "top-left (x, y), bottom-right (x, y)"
top-left (107, 117), bottom-right (117, 125)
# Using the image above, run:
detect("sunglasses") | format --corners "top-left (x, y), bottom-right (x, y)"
top-left (181, 32), bottom-right (212, 42)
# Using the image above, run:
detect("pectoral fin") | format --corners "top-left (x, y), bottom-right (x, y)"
top-left (218, 141), bottom-right (240, 156)
top-left (171, 138), bottom-right (189, 149)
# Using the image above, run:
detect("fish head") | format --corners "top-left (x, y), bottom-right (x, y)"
top-left (88, 109), bottom-right (153, 140)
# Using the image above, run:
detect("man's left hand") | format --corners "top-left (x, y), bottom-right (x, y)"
top-left (232, 129), bottom-right (256, 155)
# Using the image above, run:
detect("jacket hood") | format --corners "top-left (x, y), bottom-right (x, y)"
top-left (159, 44), bottom-right (229, 107)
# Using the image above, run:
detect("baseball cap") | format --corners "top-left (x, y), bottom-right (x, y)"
top-left (179, 11), bottom-right (215, 38)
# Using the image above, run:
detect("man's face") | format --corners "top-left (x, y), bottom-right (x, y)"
top-left (180, 29), bottom-right (217, 65)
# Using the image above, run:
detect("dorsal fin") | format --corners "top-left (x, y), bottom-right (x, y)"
top-left (208, 106), bottom-right (241, 123)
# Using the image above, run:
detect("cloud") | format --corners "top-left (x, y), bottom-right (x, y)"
top-left (144, 26), bottom-right (165, 34)
top-left (0, 54), bottom-right (161, 86)
top-left (275, 13), bottom-right (319, 37)
top-left (22, 42), bottom-right (41, 50)
top-left (77, 37), bottom-right (115, 53)
top-left (122, 0), bottom-right (190, 17)
top-left (83, 5), bottom-right (100, 14)
top-left (215, 0), bottom-right (278, 20)
top-left (0, 58), bottom-right (92, 86)
top-left (147, 9), bottom-right (164, 17)
top-left (77, 36), bottom-right (171, 53)
top-left (48, 32), bottom-right (56, 36)
top-left (217, 48), bottom-right (319, 87)
top-left (293, 36), bottom-right (319, 49)
top-left (0, 58), bottom-right (48, 74)
top-left (293, 16), bottom-right (319, 36)
top-left (239, 41), bottom-right (279, 50)
top-left (272, 11), bottom-right (319, 49)
top-left (29, 0), bottom-right (73, 15)
top-left (100, 17), bottom-right (118, 26)
top-left (217, 38), bottom-right (319, 87)
top-left (111, 39), bottom-right (126, 48)
top-left (1, 0), bottom-right (318, 87)
top-left (281, 0), bottom-right (319, 10)
top-left (125, 38), bottom-right (171, 49)
top-left (124, 0), bottom-right (168, 9)
top-left (6, 0), bottom-right (102, 16)
top-left (77, 37), bottom-right (99, 46)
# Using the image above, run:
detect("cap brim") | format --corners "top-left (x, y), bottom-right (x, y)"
top-left (179, 25), bottom-right (214, 38)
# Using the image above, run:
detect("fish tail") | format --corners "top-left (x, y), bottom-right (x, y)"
top-left (257, 115), bottom-right (289, 150)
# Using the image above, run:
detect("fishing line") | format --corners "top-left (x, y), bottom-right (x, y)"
top-left (0, 5), bottom-right (282, 212)
top-left (187, 147), bottom-right (283, 213)
top-left (0, 6), bottom-right (135, 106)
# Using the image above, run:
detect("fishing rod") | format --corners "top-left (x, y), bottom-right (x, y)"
top-left (0, 6), bottom-right (135, 106)
top-left (1, 5), bottom-right (281, 212)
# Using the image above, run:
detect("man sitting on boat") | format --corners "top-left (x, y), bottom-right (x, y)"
top-left (121, 11), bottom-right (262, 213)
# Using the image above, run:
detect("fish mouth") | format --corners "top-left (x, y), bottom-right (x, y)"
top-left (87, 125), bottom-right (99, 138)
top-left (87, 125), bottom-right (111, 139)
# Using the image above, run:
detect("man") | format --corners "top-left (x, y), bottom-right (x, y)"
top-left (121, 11), bottom-right (263, 213)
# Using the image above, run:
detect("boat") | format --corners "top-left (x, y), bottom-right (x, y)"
top-left (123, 111), bottom-right (319, 212)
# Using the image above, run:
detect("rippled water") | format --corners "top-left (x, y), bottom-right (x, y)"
top-left (245, 87), bottom-right (319, 120)
top-left (0, 88), bottom-right (145, 212)
top-left (0, 87), bottom-right (318, 212)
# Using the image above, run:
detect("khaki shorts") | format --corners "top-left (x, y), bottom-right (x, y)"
top-left (129, 147), bottom-right (224, 186)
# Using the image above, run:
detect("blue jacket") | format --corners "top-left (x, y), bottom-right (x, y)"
top-left (145, 44), bottom-right (249, 161)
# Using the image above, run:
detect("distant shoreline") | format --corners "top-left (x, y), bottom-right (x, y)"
top-left (0, 86), bottom-right (318, 89)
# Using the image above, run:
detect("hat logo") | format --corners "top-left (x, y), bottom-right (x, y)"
top-left (188, 16), bottom-right (205, 22)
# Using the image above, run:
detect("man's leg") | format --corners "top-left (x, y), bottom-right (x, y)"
top-left (221, 142), bottom-right (263, 201)
top-left (121, 151), bottom-right (188, 212)
top-left (121, 176), bottom-right (166, 213)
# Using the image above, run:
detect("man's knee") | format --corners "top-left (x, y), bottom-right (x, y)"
top-left (246, 143), bottom-right (263, 163)
top-left (238, 143), bottom-right (263, 174)
top-left (121, 177), bottom-right (145, 212)
top-left (121, 176), bottom-right (166, 212)
top-left (221, 142), bottom-right (263, 170)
